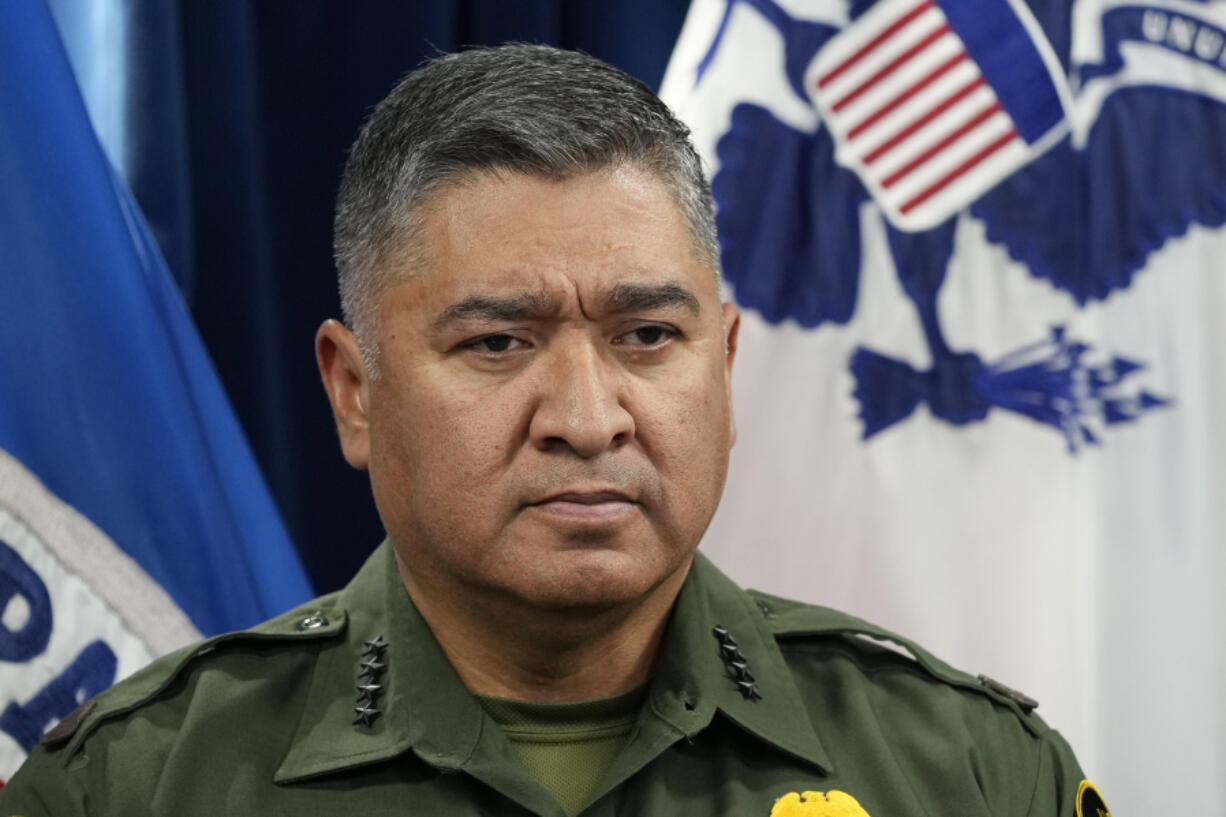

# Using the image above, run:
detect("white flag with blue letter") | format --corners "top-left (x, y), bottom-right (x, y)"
top-left (664, 0), bottom-right (1226, 811)
top-left (0, 0), bottom-right (312, 780)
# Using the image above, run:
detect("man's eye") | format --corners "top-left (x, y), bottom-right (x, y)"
top-left (466, 334), bottom-right (525, 353)
top-left (616, 325), bottom-right (676, 347)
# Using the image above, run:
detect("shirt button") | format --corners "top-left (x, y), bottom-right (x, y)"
top-left (296, 613), bottom-right (329, 631)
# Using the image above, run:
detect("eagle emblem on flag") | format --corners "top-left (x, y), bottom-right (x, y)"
top-left (669, 0), bottom-right (1226, 451)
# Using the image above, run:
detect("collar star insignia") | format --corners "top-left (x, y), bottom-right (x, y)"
top-left (736, 679), bottom-right (763, 701)
top-left (357, 657), bottom-right (386, 679)
top-left (355, 682), bottom-right (382, 702)
top-left (352, 704), bottom-right (380, 727)
top-left (712, 624), bottom-right (763, 701)
top-left (352, 634), bottom-right (389, 730)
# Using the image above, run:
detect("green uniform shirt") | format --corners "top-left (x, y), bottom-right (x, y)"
top-left (478, 686), bottom-right (645, 816)
top-left (0, 542), bottom-right (1099, 817)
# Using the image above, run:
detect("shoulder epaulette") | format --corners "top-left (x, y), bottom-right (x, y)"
top-left (747, 588), bottom-right (1047, 736)
top-left (43, 594), bottom-right (348, 761)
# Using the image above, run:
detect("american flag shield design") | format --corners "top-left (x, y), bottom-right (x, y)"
top-left (807, 0), bottom-right (1072, 230)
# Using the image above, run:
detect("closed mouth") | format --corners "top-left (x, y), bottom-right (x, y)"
top-left (524, 490), bottom-right (639, 524)
top-left (532, 491), bottom-right (634, 506)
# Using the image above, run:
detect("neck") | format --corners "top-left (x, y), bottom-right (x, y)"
top-left (396, 555), bottom-right (690, 703)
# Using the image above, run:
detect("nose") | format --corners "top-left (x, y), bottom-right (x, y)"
top-left (529, 340), bottom-right (635, 458)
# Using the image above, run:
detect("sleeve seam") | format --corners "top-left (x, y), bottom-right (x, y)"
top-left (1021, 731), bottom-right (1049, 817)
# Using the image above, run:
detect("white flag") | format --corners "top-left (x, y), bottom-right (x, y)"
top-left (664, 0), bottom-right (1226, 812)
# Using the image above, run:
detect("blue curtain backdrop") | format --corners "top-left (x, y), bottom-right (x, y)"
top-left (47, 1), bottom-right (689, 594)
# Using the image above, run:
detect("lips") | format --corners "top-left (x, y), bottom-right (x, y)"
top-left (526, 489), bottom-right (638, 524)
top-left (533, 490), bottom-right (634, 505)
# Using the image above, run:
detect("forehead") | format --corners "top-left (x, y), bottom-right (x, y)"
top-left (390, 166), bottom-right (716, 312)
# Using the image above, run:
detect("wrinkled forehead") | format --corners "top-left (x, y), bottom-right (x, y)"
top-left (391, 166), bottom-right (719, 307)
top-left (385, 163), bottom-right (712, 283)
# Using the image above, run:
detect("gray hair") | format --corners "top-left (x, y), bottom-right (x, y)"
top-left (333, 44), bottom-right (719, 370)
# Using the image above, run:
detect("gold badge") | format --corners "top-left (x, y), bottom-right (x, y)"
top-left (770, 790), bottom-right (870, 817)
top-left (1075, 780), bottom-right (1111, 817)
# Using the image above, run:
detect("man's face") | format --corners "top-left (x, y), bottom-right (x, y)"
top-left (328, 166), bottom-right (738, 613)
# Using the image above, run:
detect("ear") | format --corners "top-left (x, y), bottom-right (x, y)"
top-left (721, 301), bottom-right (740, 447)
top-left (315, 319), bottom-right (371, 470)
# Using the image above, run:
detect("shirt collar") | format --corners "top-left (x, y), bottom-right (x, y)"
top-left (275, 543), bottom-right (831, 783)
top-left (276, 541), bottom-right (487, 783)
top-left (649, 551), bottom-right (832, 775)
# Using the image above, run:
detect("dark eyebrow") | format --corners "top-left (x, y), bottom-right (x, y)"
top-left (601, 283), bottom-right (701, 316)
top-left (431, 292), bottom-right (556, 333)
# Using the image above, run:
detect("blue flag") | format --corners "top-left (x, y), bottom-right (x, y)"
top-left (0, 0), bottom-right (312, 777)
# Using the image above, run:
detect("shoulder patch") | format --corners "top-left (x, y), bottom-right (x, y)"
top-left (1076, 780), bottom-right (1111, 817)
top-left (747, 588), bottom-right (1046, 734)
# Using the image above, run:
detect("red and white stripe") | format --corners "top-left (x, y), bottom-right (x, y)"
top-left (807, 0), bottom-right (1030, 229)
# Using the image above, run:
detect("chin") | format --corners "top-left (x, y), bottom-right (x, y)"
top-left (504, 547), bottom-right (689, 613)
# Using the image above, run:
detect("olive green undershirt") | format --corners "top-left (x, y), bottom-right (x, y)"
top-left (477, 684), bottom-right (649, 817)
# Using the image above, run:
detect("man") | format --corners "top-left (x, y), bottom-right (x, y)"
top-left (0, 45), bottom-right (1107, 817)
